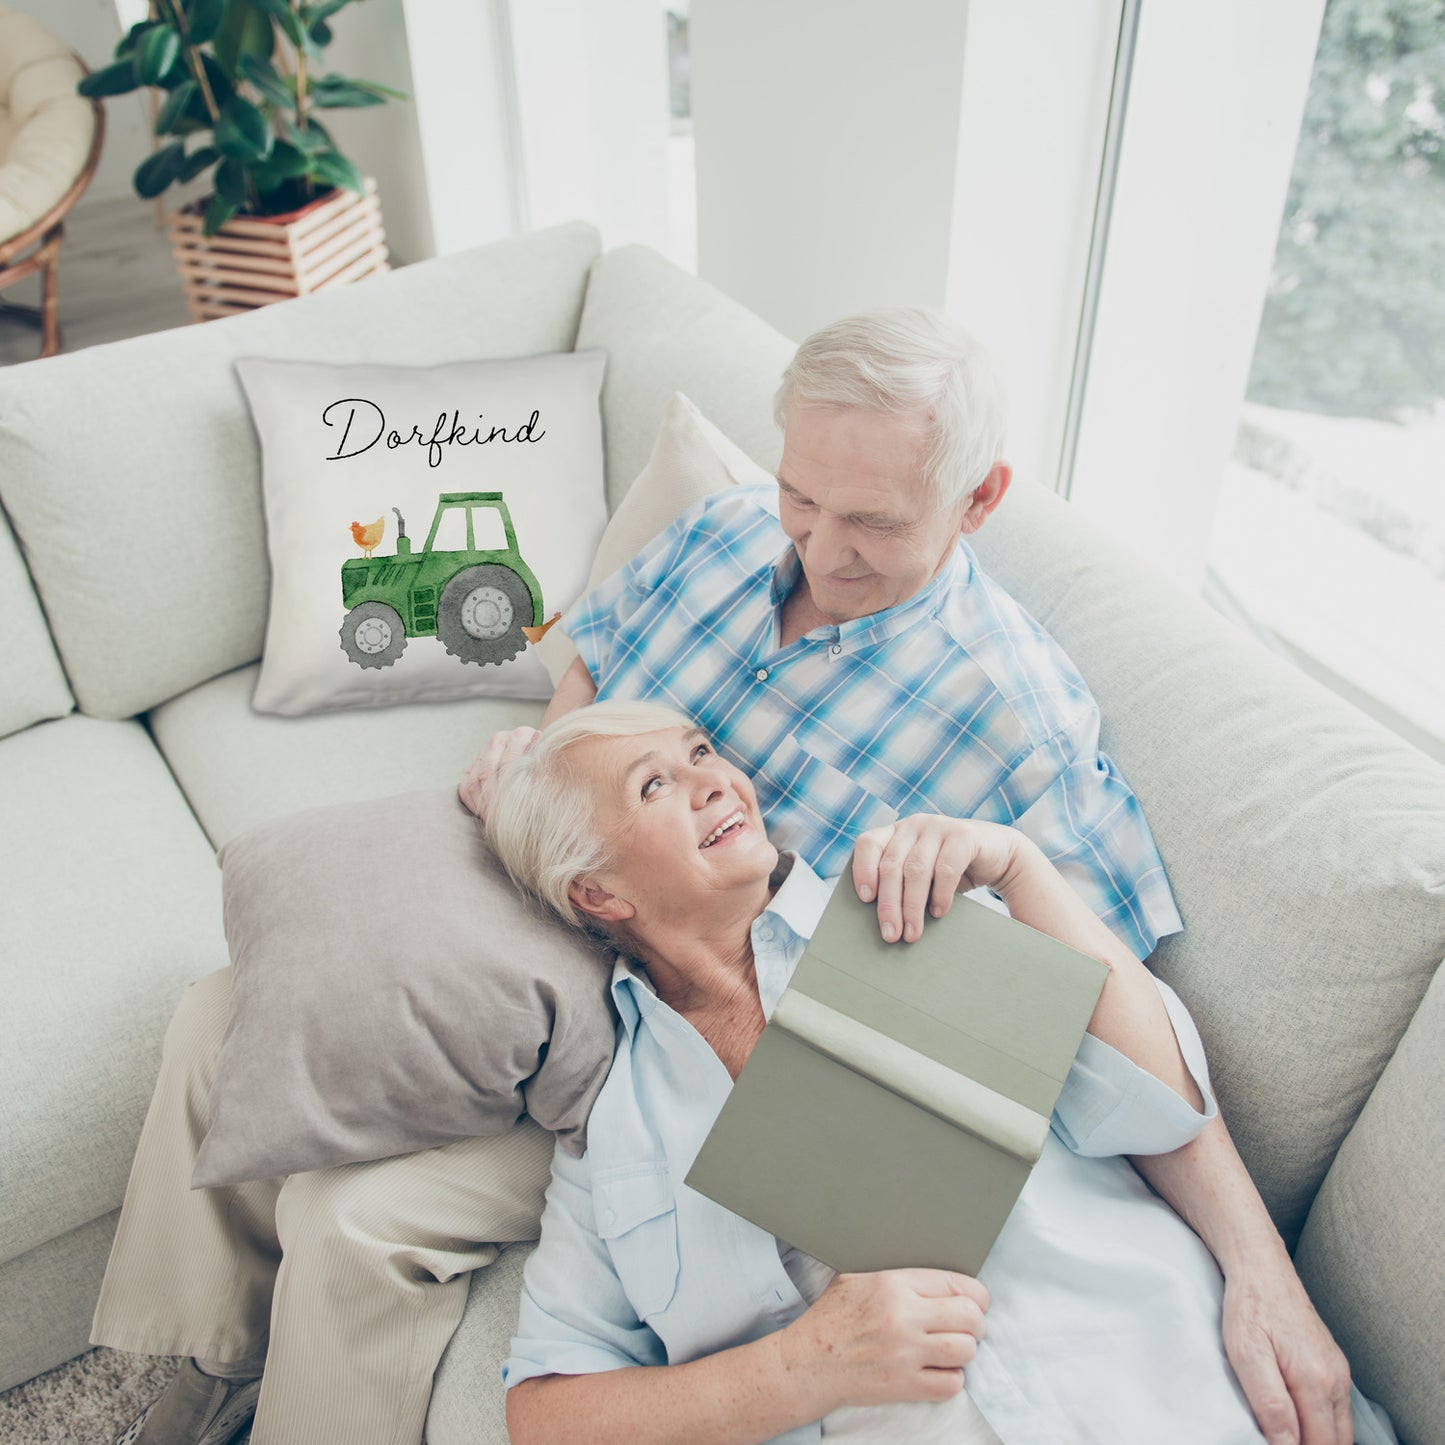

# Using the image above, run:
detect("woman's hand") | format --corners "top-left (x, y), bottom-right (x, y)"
top-left (852, 815), bottom-right (1029, 943)
top-left (779, 1269), bottom-right (989, 1412)
top-left (458, 726), bottom-right (540, 821)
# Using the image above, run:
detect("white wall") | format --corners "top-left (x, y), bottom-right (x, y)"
top-left (690, 0), bottom-right (972, 342)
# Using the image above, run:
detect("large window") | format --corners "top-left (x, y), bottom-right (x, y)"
top-left (1206, 0), bottom-right (1445, 757)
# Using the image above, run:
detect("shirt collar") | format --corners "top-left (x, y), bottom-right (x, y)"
top-left (767, 542), bottom-right (972, 651)
top-left (609, 851), bottom-right (835, 1037)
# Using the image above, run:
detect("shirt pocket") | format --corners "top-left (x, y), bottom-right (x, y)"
top-left (593, 1163), bottom-right (681, 1321)
top-left (758, 731), bottom-right (898, 864)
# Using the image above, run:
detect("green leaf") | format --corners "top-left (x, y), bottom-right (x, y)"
top-left (79, 59), bottom-right (143, 98)
top-left (281, 115), bottom-right (332, 153)
top-left (214, 0), bottom-right (275, 75)
top-left (186, 0), bottom-right (227, 47)
top-left (154, 79), bottom-right (198, 135)
top-left (199, 53), bottom-right (236, 106)
top-left (302, 0), bottom-right (351, 23)
top-left (247, 0), bottom-right (306, 45)
top-left (134, 25), bottom-right (181, 86)
top-left (309, 148), bottom-right (363, 194)
top-left (203, 192), bottom-right (238, 236)
top-left (263, 139), bottom-right (311, 178)
top-left (238, 52), bottom-right (295, 107)
top-left (133, 141), bottom-right (186, 199)
top-left (308, 18), bottom-right (332, 47)
top-left (309, 74), bottom-right (384, 108)
top-left (350, 78), bottom-right (408, 101)
top-left (215, 95), bottom-right (274, 160)
top-left (178, 145), bottom-right (220, 182)
top-left (215, 156), bottom-right (249, 205)
top-left (114, 20), bottom-right (156, 59)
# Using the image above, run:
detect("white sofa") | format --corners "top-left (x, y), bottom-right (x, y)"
top-left (1, 221), bottom-right (1441, 1444)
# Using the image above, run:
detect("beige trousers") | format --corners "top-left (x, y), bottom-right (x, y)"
top-left (91, 968), bottom-right (555, 1445)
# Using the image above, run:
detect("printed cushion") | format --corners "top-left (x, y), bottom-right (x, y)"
top-left (193, 788), bottom-right (618, 1187)
top-left (236, 351), bottom-right (607, 716)
top-left (533, 391), bottom-right (773, 684)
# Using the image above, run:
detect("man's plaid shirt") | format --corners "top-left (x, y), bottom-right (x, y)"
top-left (567, 485), bottom-right (1181, 960)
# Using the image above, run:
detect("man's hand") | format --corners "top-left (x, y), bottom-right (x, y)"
top-left (1221, 1262), bottom-right (1353, 1445)
top-left (458, 726), bottom-right (540, 822)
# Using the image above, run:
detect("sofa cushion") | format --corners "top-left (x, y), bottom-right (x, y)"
top-left (967, 478), bottom-right (1445, 1244)
top-left (148, 663), bottom-right (545, 849)
top-left (195, 791), bottom-right (615, 1186)
top-left (0, 221), bottom-right (602, 721)
top-left (0, 502), bottom-right (71, 739)
top-left (235, 350), bottom-right (607, 716)
top-left (575, 245), bottom-right (795, 511)
top-left (0, 715), bottom-right (226, 1267)
top-left (1295, 958), bottom-right (1445, 1445)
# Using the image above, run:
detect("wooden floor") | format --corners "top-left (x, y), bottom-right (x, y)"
top-left (0, 194), bottom-right (193, 367)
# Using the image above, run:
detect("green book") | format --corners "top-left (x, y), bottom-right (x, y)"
top-left (684, 886), bottom-right (1110, 1276)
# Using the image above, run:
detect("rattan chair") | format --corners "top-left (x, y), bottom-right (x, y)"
top-left (0, 7), bottom-right (104, 359)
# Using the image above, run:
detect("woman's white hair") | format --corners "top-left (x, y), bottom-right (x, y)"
top-left (486, 699), bottom-right (697, 932)
top-left (773, 307), bottom-right (1007, 510)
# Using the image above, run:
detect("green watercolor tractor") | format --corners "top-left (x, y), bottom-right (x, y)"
top-left (339, 492), bottom-right (543, 669)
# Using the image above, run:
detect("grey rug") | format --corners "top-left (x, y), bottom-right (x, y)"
top-left (0, 1350), bottom-right (227, 1445)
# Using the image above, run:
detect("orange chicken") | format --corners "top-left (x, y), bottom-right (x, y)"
top-left (349, 516), bottom-right (386, 560)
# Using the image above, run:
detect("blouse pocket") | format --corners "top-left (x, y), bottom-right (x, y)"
top-left (757, 731), bottom-right (898, 866)
top-left (593, 1162), bottom-right (681, 1321)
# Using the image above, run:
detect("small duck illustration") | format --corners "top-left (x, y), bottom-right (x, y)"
top-left (522, 611), bottom-right (562, 645)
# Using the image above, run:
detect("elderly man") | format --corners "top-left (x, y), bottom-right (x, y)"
top-left (463, 309), bottom-right (1353, 1445)
top-left (95, 310), bottom-right (1350, 1445)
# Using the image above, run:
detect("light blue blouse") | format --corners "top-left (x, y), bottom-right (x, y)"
top-left (504, 858), bottom-right (1270, 1443)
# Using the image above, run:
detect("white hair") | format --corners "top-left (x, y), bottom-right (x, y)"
top-left (774, 307), bottom-right (1008, 510)
top-left (486, 700), bottom-right (696, 931)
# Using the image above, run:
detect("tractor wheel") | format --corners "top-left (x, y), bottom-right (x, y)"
top-left (340, 601), bottom-right (407, 669)
top-left (436, 564), bottom-right (530, 667)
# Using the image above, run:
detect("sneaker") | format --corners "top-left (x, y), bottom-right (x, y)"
top-left (112, 1358), bottom-right (262, 1445)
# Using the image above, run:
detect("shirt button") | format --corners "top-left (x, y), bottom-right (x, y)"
top-left (755, 668), bottom-right (769, 681)
top-left (756, 924), bottom-right (774, 943)
top-left (830, 644), bottom-right (842, 655)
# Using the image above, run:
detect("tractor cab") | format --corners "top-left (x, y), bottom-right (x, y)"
top-left (339, 492), bottom-right (543, 670)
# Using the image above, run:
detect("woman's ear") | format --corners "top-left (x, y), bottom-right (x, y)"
top-left (568, 879), bottom-right (636, 924)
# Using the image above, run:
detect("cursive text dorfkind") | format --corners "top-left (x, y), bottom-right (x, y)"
top-left (321, 398), bottom-right (547, 469)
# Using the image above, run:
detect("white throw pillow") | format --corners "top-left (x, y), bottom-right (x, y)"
top-left (236, 351), bottom-right (608, 715)
top-left (533, 391), bottom-right (776, 684)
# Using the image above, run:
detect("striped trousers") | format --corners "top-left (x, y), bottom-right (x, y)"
top-left (91, 968), bottom-right (554, 1445)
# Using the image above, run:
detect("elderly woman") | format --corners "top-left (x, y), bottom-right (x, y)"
top-left (485, 700), bottom-right (1319, 1445)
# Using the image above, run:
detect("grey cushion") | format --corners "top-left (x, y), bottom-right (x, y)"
top-left (194, 790), bottom-right (617, 1187)
top-left (1295, 958), bottom-right (1445, 1445)
top-left (0, 503), bottom-right (71, 739)
top-left (576, 244), bottom-right (795, 511)
top-left (0, 221), bottom-right (602, 721)
top-left (148, 662), bottom-right (545, 850)
top-left (0, 715), bottom-right (226, 1266)
top-left (968, 478), bottom-right (1445, 1244)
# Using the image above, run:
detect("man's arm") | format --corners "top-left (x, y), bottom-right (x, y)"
top-left (545, 653), bottom-right (600, 724)
top-left (1131, 1120), bottom-right (1353, 1445)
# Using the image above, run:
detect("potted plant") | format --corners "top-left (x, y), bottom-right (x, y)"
top-left (79, 0), bottom-right (404, 319)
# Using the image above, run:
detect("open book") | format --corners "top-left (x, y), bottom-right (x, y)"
top-left (685, 884), bottom-right (1109, 1275)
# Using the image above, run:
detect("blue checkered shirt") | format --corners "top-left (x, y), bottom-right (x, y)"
top-left (567, 485), bottom-right (1181, 959)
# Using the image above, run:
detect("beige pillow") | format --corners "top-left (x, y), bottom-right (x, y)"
top-left (193, 789), bottom-right (617, 1187)
top-left (532, 392), bottom-right (775, 684)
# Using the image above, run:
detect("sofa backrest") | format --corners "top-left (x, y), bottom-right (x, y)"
top-left (0, 501), bottom-right (71, 738)
top-left (0, 221), bottom-right (602, 721)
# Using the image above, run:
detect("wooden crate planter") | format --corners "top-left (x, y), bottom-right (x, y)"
top-left (166, 179), bottom-right (389, 322)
